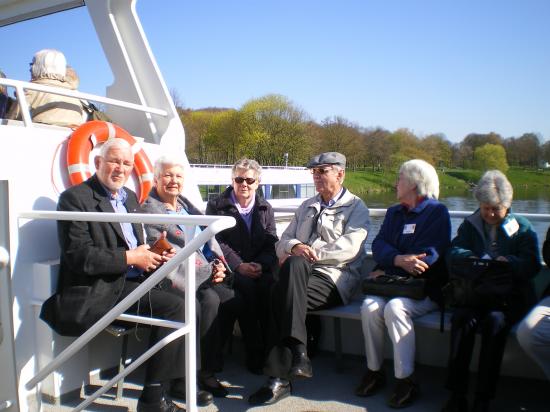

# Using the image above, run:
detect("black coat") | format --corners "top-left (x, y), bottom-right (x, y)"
top-left (40, 174), bottom-right (144, 336)
top-left (206, 187), bottom-right (278, 273)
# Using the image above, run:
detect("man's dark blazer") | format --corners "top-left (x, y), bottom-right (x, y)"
top-left (40, 174), bottom-right (144, 336)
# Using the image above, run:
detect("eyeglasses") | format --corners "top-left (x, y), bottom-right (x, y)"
top-left (106, 159), bottom-right (133, 168)
top-left (310, 167), bottom-right (333, 175)
top-left (234, 177), bottom-right (256, 184)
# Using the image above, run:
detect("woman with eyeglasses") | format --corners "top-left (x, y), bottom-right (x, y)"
top-left (442, 170), bottom-right (540, 412)
top-left (206, 158), bottom-right (278, 374)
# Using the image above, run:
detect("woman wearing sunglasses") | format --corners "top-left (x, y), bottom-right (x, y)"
top-left (206, 158), bottom-right (278, 374)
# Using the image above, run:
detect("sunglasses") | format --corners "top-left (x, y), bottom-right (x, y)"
top-left (310, 167), bottom-right (333, 175)
top-left (234, 176), bottom-right (256, 184)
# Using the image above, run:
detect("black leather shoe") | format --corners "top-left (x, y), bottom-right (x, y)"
top-left (289, 349), bottom-right (313, 379)
top-left (472, 398), bottom-right (490, 412)
top-left (168, 386), bottom-right (213, 407)
top-left (441, 393), bottom-right (468, 412)
top-left (355, 368), bottom-right (386, 397)
top-left (198, 374), bottom-right (228, 398)
top-left (248, 377), bottom-right (291, 406)
top-left (387, 376), bottom-right (419, 409)
top-left (137, 396), bottom-right (184, 412)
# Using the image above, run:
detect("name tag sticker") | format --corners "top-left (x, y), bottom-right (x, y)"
top-left (502, 218), bottom-right (519, 237)
top-left (403, 224), bottom-right (416, 234)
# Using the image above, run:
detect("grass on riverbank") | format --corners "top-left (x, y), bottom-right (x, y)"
top-left (345, 167), bottom-right (550, 196)
top-left (346, 169), bottom-right (469, 195)
top-left (445, 168), bottom-right (550, 188)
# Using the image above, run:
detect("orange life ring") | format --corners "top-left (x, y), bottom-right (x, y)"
top-left (66, 120), bottom-right (154, 203)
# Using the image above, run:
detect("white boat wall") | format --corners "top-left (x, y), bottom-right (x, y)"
top-left (0, 1), bottom-right (206, 410)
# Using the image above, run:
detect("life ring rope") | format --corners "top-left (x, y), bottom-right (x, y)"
top-left (66, 120), bottom-right (154, 203)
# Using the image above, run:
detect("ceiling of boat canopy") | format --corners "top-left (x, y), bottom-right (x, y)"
top-left (0, 0), bottom-right (84, 27)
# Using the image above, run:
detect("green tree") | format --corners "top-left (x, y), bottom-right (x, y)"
top-left (463, 132), bottom-right (503, 152)
top-left (541, 140), bottom-right (550, 165)
top-left (362, 128), bottom-right (392, 171)
top-left (422, 134), bottom-right (452, 168)
top-left (472, 143), bottom-right (509, 173)
top-left (388, 129), bottom-right (427, 167)
top-left (319, 116), bottom-right (363, 170)
top-left (180, 109), bottom-right (217, 163)
top-left (239, 94), bottom-right (311, 165)
top-left (203, 109), bottom-right (241, 164)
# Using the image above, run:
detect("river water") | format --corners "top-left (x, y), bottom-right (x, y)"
top-left (360, 188), bottom-right (550, 251)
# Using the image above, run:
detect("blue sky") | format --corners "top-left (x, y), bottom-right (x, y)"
top-left (2, 0), bottom-right (549, 143)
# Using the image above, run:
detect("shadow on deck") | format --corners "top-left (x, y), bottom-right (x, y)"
top-left (42, 339), bottom-right (548, 412)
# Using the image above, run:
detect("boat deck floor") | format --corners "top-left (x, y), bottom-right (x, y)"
top-left (41, 341), bottom-right (548, 412)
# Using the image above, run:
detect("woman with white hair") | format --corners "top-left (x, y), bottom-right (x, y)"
top-left (141, 155), bottom-right (244, 405)
top-left (442, 170), bottom-right (540, 412)
top-left (356, 159), bottom-right (451, 409)
top-left (8, 49), bottom-right (84, 126)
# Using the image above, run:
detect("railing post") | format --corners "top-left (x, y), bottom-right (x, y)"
top-left (184, 224), bottom-right (197, 412)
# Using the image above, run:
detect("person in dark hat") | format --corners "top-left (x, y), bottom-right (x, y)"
top-left (248, 152), bottom-right (370, 406)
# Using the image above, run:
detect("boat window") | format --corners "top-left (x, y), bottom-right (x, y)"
top-left (200, 185), bottom-right (224, 201)
top-left (301, 184), bottom-right (316, 198)
top-left (271, 184), bottom-right (297, 200)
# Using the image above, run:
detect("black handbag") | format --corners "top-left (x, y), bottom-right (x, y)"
top-left (446, 258), bottom-right (514, 309)
top-left (362, 274), bottom-right (426, 300)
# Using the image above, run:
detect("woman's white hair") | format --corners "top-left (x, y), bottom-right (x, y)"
top-left (232, 158), bottom-right (262, 179)
top-left (154, 155), bottom-right (185, 178)
top-left (474, 170), bottom-right (513, 209)
top-left (30, 49), bottom-right (67, 81)
top-left (399, 159), bottom-right (440, 199)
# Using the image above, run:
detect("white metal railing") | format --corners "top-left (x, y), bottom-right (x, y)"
top-left (190, 163), bottom-right (308, 171)
top-left (273, 207), bottom-right (550, 222)
top-left (19, 211), bottom-right (235, 412)
top-left (0, 78), bottom-right (168, 128)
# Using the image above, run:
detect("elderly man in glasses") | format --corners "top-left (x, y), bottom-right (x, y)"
top-left (249, 152), bottom-right (370, 406)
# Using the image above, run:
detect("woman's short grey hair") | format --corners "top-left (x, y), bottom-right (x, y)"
top-left (399, 159), bottom-right (440, 199)
top-left (474, 170), bottom-right (513, 209)
top-left (154, 155), bottom-right (185, 178)
top-left (232, 158), bottom-right (262, 179)
top-left (98, 138), bottom-right (131, 157)
top-left (30, 49), bottom-right (67, 81)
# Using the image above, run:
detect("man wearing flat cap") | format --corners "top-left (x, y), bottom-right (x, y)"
top-left (249, 152), bottom-right (370, 405)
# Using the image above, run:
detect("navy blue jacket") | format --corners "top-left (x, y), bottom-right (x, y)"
top-left (372, 198), bottom-right (451, 301)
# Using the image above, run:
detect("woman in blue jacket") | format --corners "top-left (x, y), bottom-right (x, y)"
top-left (442, 170), bottom-right (540, 412)
top-left (356, 159), bottom-right (451, 409)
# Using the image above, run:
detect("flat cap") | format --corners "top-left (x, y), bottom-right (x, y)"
top-left (306, 152), bottom-right (346, 168)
